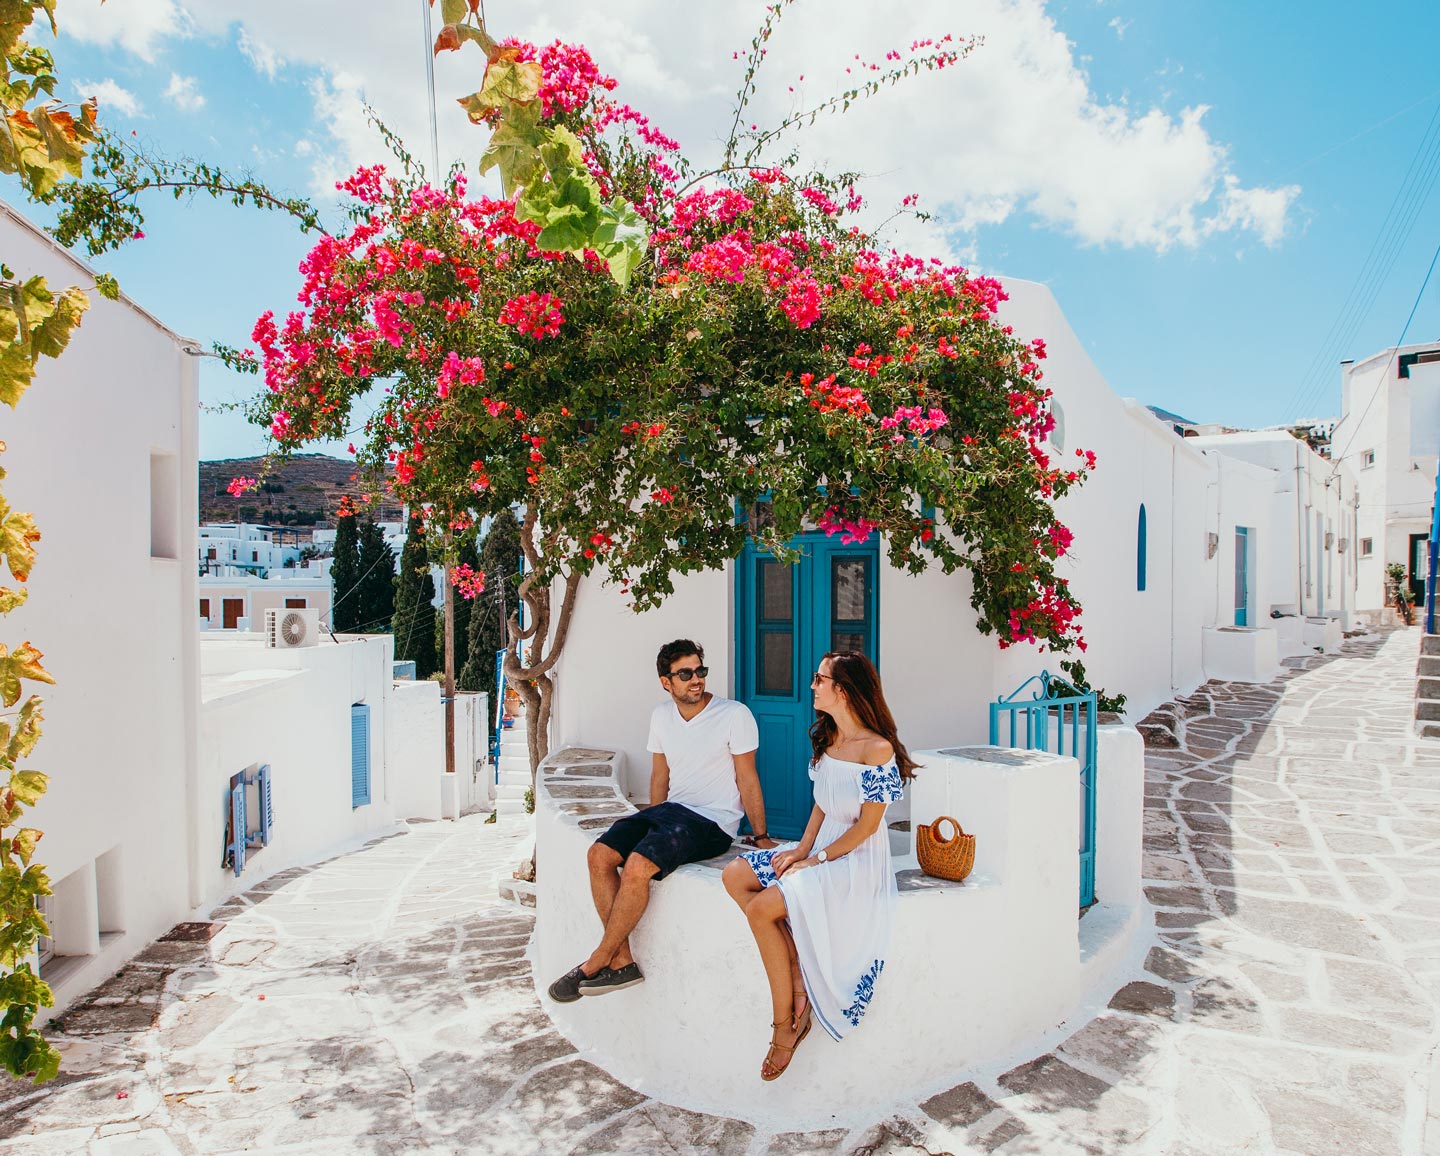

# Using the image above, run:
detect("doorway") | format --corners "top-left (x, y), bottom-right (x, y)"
top-left (736, 532), bottom-right (879, 839)
top-left (1410, 533), bottom-right (1430, 604)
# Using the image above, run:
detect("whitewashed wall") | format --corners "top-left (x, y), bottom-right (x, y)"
top-left (0, 201), bottom-right (201, 1013)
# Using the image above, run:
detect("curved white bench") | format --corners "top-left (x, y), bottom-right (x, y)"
top-left (532, 736), bottom-right (1147, 1129)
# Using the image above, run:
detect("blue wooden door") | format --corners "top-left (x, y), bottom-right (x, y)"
top-left (1234, 527), bottom-right (1250, 626)
top-left (736, 533), bottom-right (879, 838)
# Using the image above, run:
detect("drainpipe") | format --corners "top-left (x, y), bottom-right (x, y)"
top-left (1295, 442), bottom-right (1305, 616)
top-left (1170, 440), bottom-right (1178, 691)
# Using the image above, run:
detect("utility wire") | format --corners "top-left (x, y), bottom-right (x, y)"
top-left (1284, 95), bottom-right (1440, 421)
top-left (1327, 237), bottom-right (1440, 478)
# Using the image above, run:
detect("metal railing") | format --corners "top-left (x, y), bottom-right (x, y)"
top-left (989, 671), bottom-right (1099, 908)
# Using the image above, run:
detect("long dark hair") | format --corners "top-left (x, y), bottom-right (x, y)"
top-left (808, 652), bottom-right (918, 779)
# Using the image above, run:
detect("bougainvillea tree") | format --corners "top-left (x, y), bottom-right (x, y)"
top-left (241, 6), bottom-right (1095, 781)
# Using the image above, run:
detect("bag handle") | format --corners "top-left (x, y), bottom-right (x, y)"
top-left (927, 815), bottom-right (963, 844)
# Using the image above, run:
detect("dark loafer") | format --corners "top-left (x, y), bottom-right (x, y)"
top-left (547, 964), bottom-right (591, 1003)
top-left (578, 963), bottom-right (645, 996)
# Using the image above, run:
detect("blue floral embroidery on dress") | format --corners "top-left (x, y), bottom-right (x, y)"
top-left (861, 762), bottom-right (904, 803)
top-left (841, 959), bottom-right (885, 1026)
top-left (743, 848), bottom-right (778, 888)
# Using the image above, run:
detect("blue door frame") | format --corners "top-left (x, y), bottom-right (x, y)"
top-left (735, 533), bottom-right (880, 839)
top-left (1234, 526), bottom-right (1250, 626)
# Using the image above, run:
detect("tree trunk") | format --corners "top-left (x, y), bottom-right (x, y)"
top-left (444, 569), bottom-right (455, 776)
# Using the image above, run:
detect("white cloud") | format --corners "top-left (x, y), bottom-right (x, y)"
top-left (62, 0), bottom-right (1297, 253)
top-left (62, 0), bottom-right (193, 62)
top-left (164, 72), bottom-right (206, 112)
top-left (1108, 17), bottom-right (1131, 39)
top-left (237, 28), bottom-right (281, 79)
top-left (75, 78), bottom-right (143, 118)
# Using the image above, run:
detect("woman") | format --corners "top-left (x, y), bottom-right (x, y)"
top-left (722, 651), bottom-right (917, 1080)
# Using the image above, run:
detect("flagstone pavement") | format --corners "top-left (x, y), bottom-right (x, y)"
top-left (4, 628), bottom-right (1440, 1155)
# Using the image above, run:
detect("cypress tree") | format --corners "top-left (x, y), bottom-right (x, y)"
top-left (437, 538), bottom-right (483, 691)
top-left (328, 502), bottom-right (361, 632)
top-left (356, 516), bottom-right (395, 631)
top-left (393, 512), bottom-right (438, 678)
top-left (459, 510), bottom-right (523, 694)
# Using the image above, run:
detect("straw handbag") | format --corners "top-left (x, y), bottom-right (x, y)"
top-left (915, 816), bottom-right (975, 882)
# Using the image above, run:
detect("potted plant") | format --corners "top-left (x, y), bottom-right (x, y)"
top-left (1385, 562), bottom-right (1415, 626)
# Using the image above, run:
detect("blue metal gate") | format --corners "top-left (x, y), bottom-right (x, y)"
top-left (988, 671), bottom-right (1098, 908)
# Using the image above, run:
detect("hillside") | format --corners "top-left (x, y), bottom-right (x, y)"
top-left (199, 453), bottom-right (403, 534)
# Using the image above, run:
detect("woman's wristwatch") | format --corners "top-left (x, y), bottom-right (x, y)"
top-left (816, 848), bottom-right (829, 863)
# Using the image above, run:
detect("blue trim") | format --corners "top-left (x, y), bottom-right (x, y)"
top-left (1234, 527), bottom-right (1250, 627)
top-left (989, 671), bottom-right (1098, 908)
top-left (351, 703), bottom-right (371, 808)
top-left (1137, 505), bottom-right (1148, 592)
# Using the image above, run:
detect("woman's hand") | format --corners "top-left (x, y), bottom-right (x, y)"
top-left (775, 853), bottom-right (819, 877)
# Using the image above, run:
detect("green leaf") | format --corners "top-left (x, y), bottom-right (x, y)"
top-left (11, 827), bottom-right (39, 866)
top-left (592, 197), bottom-right (651, 290)
top-left (440, 0), bottom-right (466, 25)
top-left (457, 53), bottom-right (542, 121)
top-left (456, 22), bottom-right (497, 55)
top-left (538, 126), bottom-right (586, 179)
top-left (93, 273), bottom-right (119, 301)
top-left (8, 695), bottom-right (43, 761)
top-left (477, 100), bottom-right (543, 198)
top-left (9, 769), bottom-right (46, 806)
top-left (0, 643), bottom-right (53, 706)
top-left (0, 505), bottom-right (39, 581)
top-left (28, 283), bottom-right (87, 361)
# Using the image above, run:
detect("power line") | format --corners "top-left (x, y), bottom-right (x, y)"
top-left (1283, 95), bottom-right (1440, 420)
top-left (1328, 237), bottom-right (1440, 478)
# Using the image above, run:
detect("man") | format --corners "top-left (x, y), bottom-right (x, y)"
top-left (548, 639), bottom-right (775, 1000)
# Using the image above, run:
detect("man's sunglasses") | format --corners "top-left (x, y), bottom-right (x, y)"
top-left (667, 666), bottom-right (709, 682)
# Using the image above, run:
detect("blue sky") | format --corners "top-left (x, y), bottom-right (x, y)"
top-left (19, 0), bottom-right (1440, 459)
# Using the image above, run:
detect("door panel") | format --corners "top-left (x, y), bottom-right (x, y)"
top-left (737, 533), bottom-right (879, 838)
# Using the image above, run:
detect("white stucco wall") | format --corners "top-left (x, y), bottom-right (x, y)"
top-left (198, 634), bottom-right (401, 910)
top-left (0, 202), bottom-right (201, 1013)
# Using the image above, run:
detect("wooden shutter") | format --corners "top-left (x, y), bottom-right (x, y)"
top-left (351, 703), bottom-right (371, 807)
top-left (284, 598), bottom-right (306, 609)
top-left (223, 598), bottom-right (244, 629)
top-left (199, 599), bottom-right (210, 619)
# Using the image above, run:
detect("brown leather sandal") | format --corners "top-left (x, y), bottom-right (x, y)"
top-left (760, 1010), bottom-right (812, 1081)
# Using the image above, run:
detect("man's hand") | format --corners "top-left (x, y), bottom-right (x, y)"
top-left (739, 833), bottom-right (778, 850)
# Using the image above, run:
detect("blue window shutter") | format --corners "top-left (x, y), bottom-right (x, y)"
top-left (229, 780), bottom-right (247, 876)
top-left (257, 764), bottom-right (274, 846)
top-left (351, 703), bottom-right (371, 808)
top-left (1137, 504), bottom-right (1148, 592)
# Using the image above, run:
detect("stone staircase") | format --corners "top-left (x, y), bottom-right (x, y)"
top-left (1417, 634), bottom-right (1440, 739)
top-left (494, 712), bottom-right (532, 815)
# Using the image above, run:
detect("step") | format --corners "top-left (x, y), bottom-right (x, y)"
top-left (1416, 699), bottom-right (1440, 722)
top-left (496, 782), bottom-right (530, 801)
top-left (1419, 656), bottom-right (1440, 677)
top-left (1420, 677), bottom-right (1440, 700)
top-left (1418, 722), bottom-right (1440, 742)
top-left (1422, 634), bottom-right (1440, 657)
top-left (498, 768), bottom-right (530, 788)
top-left (495, 796), bottom-right (528, 816)
top-left (498, 752), bottom-right (531, 775)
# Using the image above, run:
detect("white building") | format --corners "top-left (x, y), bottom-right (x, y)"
top-left (1328, 342), bottom-right (1440, 614)
top-left (312, 520), bottom-right (408, 571)
top-left (0, 200), bottom-right (203, 1011)
top-left (544, 278), bottom-right (1348, 813)
top-left (198, 568), bottom-right (334, 631)
top-left (199, 522), bottom-right (302, 576)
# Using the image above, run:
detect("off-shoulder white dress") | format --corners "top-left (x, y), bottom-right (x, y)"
top-left (740, 753), bottom-right (904, 1040)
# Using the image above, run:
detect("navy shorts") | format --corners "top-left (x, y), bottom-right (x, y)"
top-left (595, 801), bottom-right (734, 880)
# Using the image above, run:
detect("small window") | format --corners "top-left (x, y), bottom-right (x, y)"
top-left (284, 598), bottom-right (306, 609)
top-left (1362, 449), bottom-right (1376, 468)
top-left (199, 598), bottom-right (210, 619)
top-left (252, 551), bottom-right (259, 563)
top-left (351, 703), bottom-right (372, 808)
top-left (1137, 504), bottom-right (1148, 592)
top-left (149, 452), bottom-right (178, 559)
top-left (1360, 538), bottom-right (1374, 558)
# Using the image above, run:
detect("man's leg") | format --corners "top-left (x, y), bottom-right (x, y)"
top-left (583, 852), bottom-right (659, 975)
top-left (585, 841), bottom-right (628, 973)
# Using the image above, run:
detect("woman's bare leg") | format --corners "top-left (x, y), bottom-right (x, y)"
top-left (722, 857), bottom-right (763, 911)
top-left (745, 886), bottom-right (809, 1076)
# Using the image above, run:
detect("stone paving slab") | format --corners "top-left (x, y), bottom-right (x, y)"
top-left (6, 628), bottom-right (1440, 1153)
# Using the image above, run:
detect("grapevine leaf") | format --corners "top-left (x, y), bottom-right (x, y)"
top-left (8, 769), bottom-right (45, 806)
top-left (592, 197), bottom-right (651, 290)
top-left (440, 0), bottom-right (466, 24)
top-left (11, 827), bottom-right (38, 866)
top-left (0, 509), bottom-right (40, 582)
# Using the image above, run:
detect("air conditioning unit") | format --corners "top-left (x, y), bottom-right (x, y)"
top-left (265, 607), bottom-right (320, 649)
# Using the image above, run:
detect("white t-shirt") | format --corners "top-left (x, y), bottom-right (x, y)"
top-left (646, 695), bottom-right (759, 837)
